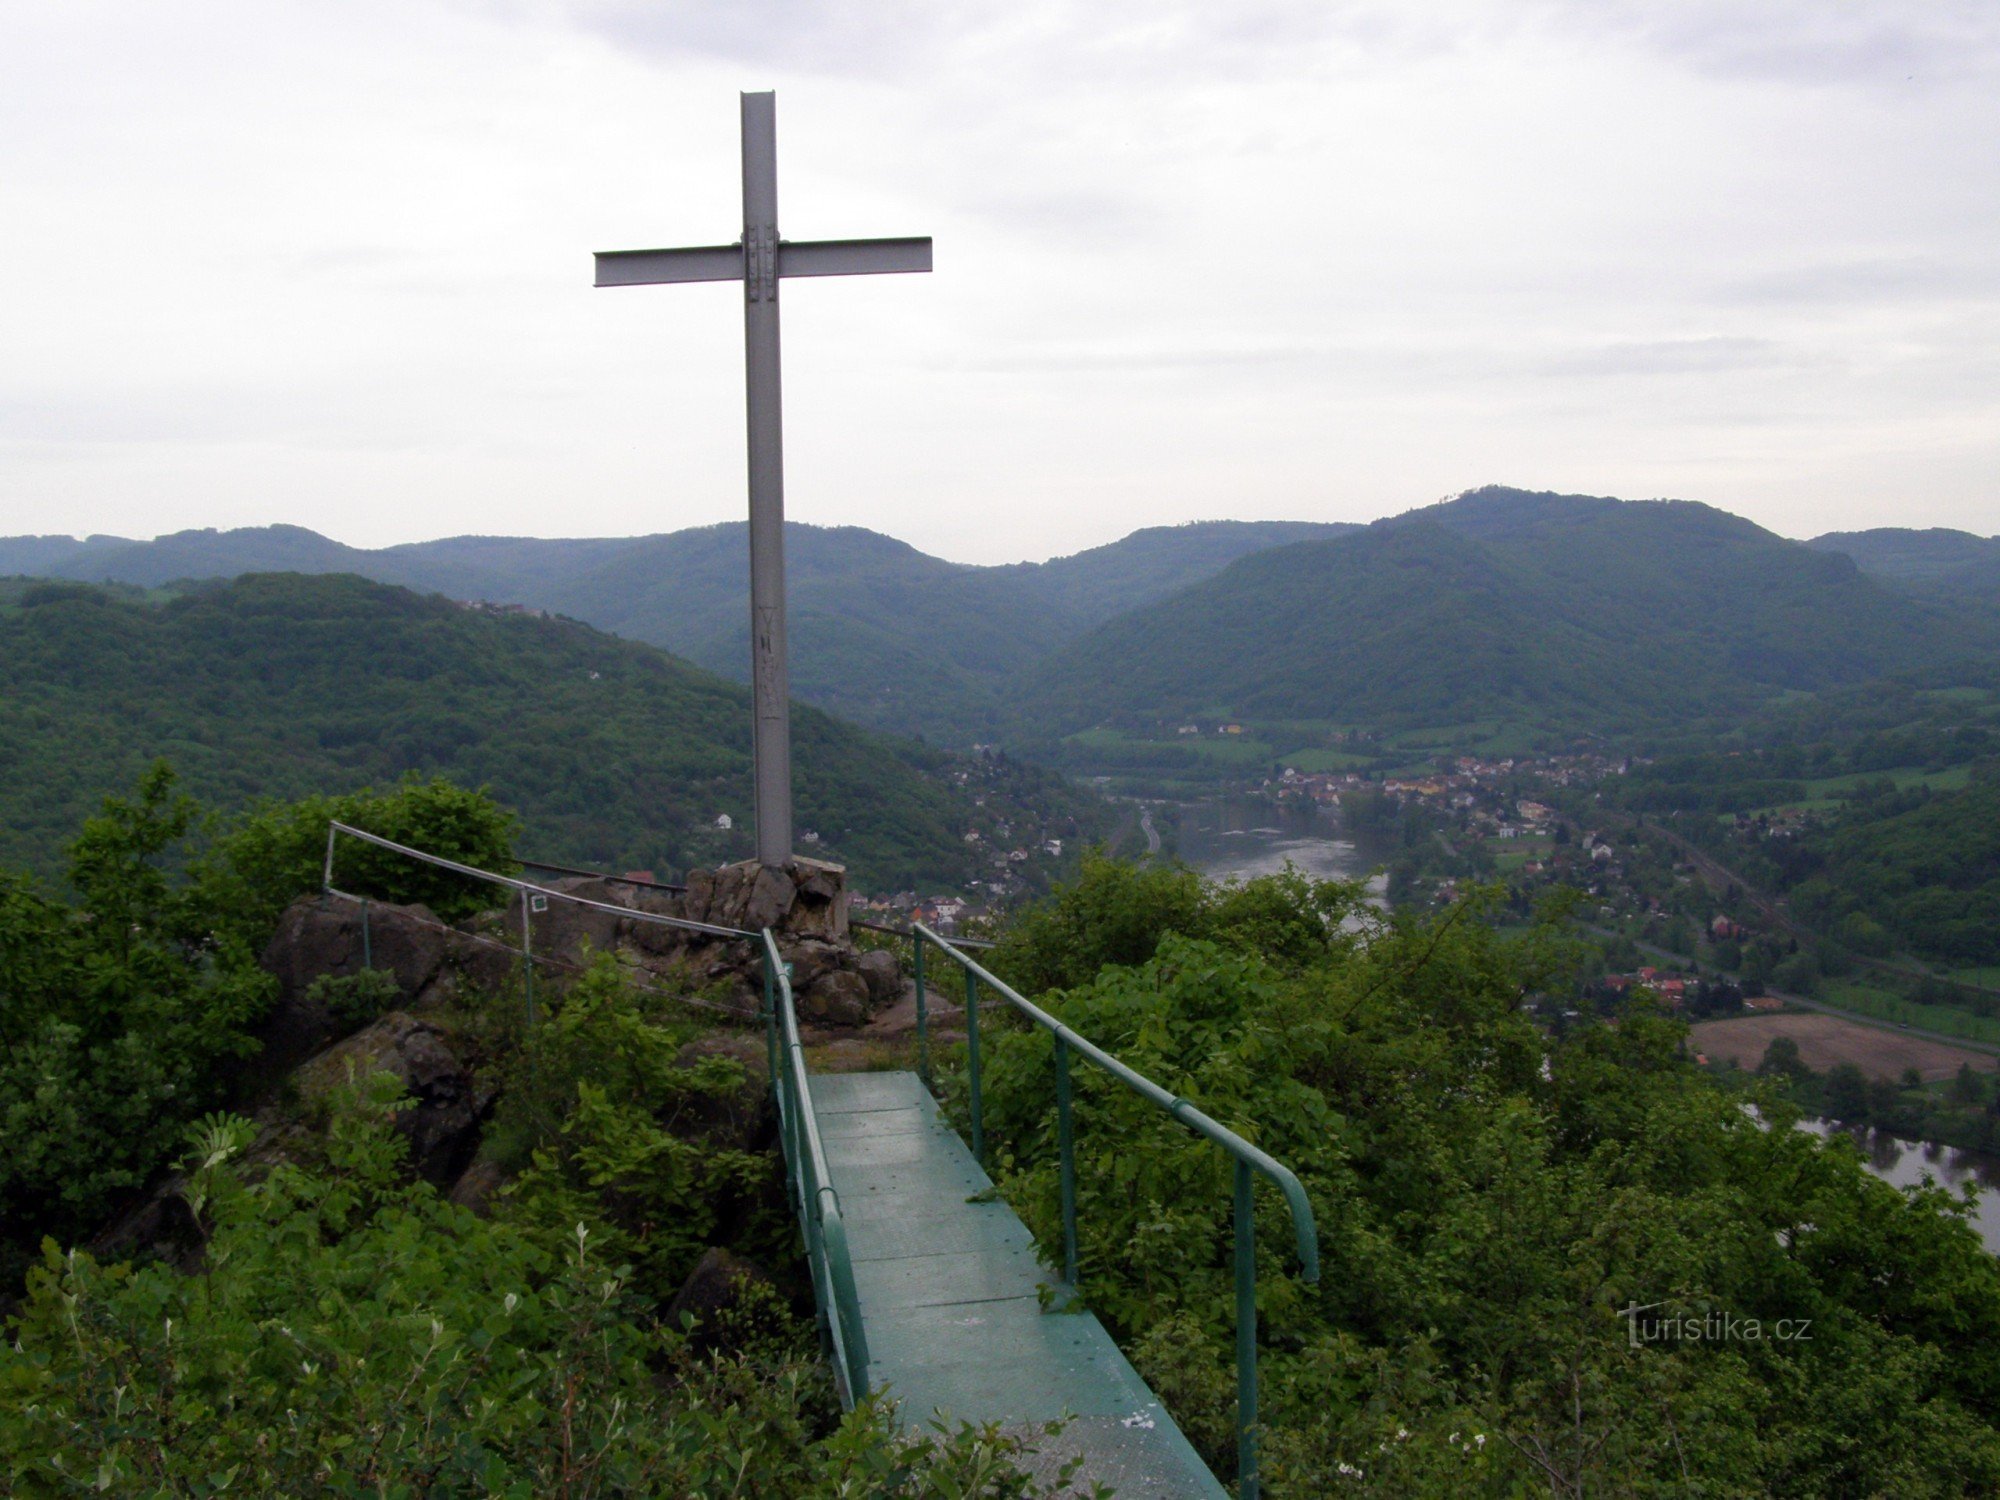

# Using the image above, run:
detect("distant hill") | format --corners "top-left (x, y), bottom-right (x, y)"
top-left (1015, 487), bottom-right (1998, 738)
top-left (0, 574), bottom-right (1095, 891)
top-left (1808, 527), bottom-right (2000, 595)
top-left (0, 519), bottom-right (1348, 742)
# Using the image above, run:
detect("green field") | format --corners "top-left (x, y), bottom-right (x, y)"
top-left (1280, 747), bottom-right (1378, 773)
top-left (1817, 980), bottom-right (2000, 1049)
top-left (1748, 762), bottom-right (1975, 818)
top-left (1064, 727), bottom-right (1276, 766)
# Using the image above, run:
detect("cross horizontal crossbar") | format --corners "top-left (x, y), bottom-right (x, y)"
top-left (595, 236), bottom-right (933, 287)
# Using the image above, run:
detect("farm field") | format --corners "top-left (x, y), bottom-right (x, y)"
top-left (1691, 1012), bottom-right (1999, 1083)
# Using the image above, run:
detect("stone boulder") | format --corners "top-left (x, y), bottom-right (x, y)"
top-left (687, 857), bottom-right (849, 942)
top-left (799, 968), bottom-right (870, 1026)
top-left (666, 1246), bottom-right (775, 1346)
top-left (503, 876), bottom-right (632, 965)
top-left (856, 949), bottom-right (903, 1007)
top-left (256, 896), bottom-right (448, 1076)
top-left (298, 1012), bottom-right (496, 1187)
top-left (446, 1157), bottom-right (510, 1217)
top-left (90, 1185), bottom-right (206, 1274)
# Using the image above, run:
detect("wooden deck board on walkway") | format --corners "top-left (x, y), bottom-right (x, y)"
top-left (809, 1070), bottom-right (1226, 1499)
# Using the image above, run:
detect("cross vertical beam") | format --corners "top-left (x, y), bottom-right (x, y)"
top-left (740, 92), bottom-right (790, 870)
top-left (595, 92), bottom-right (931, 871)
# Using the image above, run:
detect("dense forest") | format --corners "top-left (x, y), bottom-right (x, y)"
top-left (0, 574), bottom-right (1099, 893)
top-left (0, 518), bottom-right (1346, 743)
top-left (12, 489), bottom-right (1993, 755)
top-left (1015, 488), bottom-right (1996, 742)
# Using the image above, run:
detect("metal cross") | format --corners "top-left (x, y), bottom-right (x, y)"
top-left (596, 91), bottom-right (932, 870)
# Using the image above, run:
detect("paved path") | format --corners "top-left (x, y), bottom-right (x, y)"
top-left (810, 1070), bottom-right (1225, 1498)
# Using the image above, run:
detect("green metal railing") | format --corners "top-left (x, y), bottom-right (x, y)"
top-left (760, 929), bottom-right (870, 1407)
top-left (910, 923), bottom-right (1320, 1500)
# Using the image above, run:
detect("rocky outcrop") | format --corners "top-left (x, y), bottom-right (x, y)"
top-left (503, 876), bottom-right (629, 965)
top-left (255, 896), bottom-right (448, 1076)
top-left (256, 856), bottom-right (893, 1046)
top-left (856, 949), bottom-right (903, 1007)
top-left (297, 1012), bottom-right (496, 1187)
top-left (667, 857), bottom-right (850, 942)
top-left (799, 969), bottom-right (871, 1025)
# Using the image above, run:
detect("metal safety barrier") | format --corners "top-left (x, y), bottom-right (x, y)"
top-left (760, 928), bottom-right (871, 1407)
top-left (910, 923), bottom-right (1320, 1500)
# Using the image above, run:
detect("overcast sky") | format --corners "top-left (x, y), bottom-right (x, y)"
top-left (3, 1), bottom-right (1996, 564)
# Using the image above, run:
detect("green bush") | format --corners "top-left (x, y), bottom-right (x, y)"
top-left (198, 773), bottom-right (521, 946)
top-left (305, 967), bottom-right (404, 1033)
top-left (0, 1091), bottom-right (1079, 1497)
top-left (957, 863), bottom-right (2000, 1496)
top-left (0, 766), bottom-right (273, 1288)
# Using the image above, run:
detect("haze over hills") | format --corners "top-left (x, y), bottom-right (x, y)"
top-left (1014, 487), bottom-right (2000, 741)
top-left (1807, 527), bottom-right (2000, 597)
top-left (8, 490), bottom-right (1997, 762)
top-left (0, 518), bottom-right (1350, 741)
top-left (0, 574), bottom-right (1096, 890)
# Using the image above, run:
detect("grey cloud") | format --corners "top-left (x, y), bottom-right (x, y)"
top-left (1718, 258), bottom-right (2000, 306)
top-left (937, 344), bottom-right (1321, 375)
top-left (1537, 336), bottom-right (1805, 377)
top-left (1550, 0), bottom-right (2000, 87)
top-left (528, 0), bottom-right (1474, 85)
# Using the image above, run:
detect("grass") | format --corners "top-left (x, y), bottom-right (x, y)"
top-left (1280, 747), bottom-right (1377, 773)
top-left (1816, 980), bottom-right (2000, 1048)
top-left (1065, 727), bottom-right (1276, 766)
top-left (1747, 763), bottom-right (1975, 818)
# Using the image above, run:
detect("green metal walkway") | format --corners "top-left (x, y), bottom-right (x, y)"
top-left (810, 1070), bottom-right (1226, 1497)
top-left (762, 926), bottom-right (1319, 1499)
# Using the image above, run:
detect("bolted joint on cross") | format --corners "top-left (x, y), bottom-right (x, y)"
top-left (592, 92), bottom-right (932, 870)
top-left (745, 226), bottom-right (778, 303)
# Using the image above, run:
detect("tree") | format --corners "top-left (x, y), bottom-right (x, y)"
top-left (1758, 1035), bottom-right (1809, 1083)
top-left (1825, 1062), bottom-right (1871, 1121)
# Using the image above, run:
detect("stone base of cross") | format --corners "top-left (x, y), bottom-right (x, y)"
top-left (595, 93), bottom-right (931, 869)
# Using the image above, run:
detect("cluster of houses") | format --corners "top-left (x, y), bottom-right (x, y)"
top-left (850, 889), bottom-right (980, 934)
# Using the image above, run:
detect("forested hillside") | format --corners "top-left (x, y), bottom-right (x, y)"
top-left (1809, 526), bottom-right (2000, 591)
top-left (1018, 488), bottom-right (1995, 739)
top-left (0, 575), bottom-right (1095, 890)
top-left (0, 518), bottom-right (1347, 742)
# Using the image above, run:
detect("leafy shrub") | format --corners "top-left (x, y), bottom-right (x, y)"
top-left (197, 773), bottom-right (520, 946)
top-left (0, 1090), bottom-right (1078, 1497)
top-left (304, 966), bottom-right (404, 1033)
top-left (957, 862), bottom-right (2000, 1496)
top-left (0, 766), bottom-right (272, 1288)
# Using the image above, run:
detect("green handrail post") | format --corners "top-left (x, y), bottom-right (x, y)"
top-left (518, 889), bottom-right (536, 1029)
top-left (1235, 1159), bottom-right (1259, 1498)
top-left (1055, 1035), bottom-right (1079, 1286)
top-left (759, 929), bottom-right (869, 1407)
top-left (360, 898), bottom-right (373, 970)
top-left (762, 954), bottom-right (779, 1089)
top-left (913, 931), bottom-right (930, 1090)
top-left (911, 922), bottom-right (1318, 1500)
top-left (965, 966), bottom-right (984, 1164)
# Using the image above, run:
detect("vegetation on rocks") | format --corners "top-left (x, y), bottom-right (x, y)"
top-left (0, 777), bottom-right (1072, 1497)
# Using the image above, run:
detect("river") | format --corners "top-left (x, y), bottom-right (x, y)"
top-left (1799, 1119), bottom-right (2000, 1253)
top-left (1170, 793), bottom-right (1390, 903)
